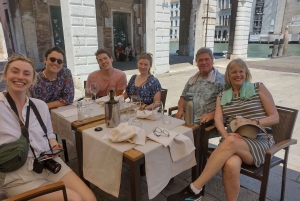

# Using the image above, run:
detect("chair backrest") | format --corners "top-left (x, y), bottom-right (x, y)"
top-left (272, 106), bottom-right (298, 144)
top-left (161, 88), bottom-right (168, 110)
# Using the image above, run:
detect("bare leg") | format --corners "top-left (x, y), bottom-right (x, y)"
top-left (192, 135), bottom-right (254, 190)
top-left (59, 171), bottom-right (96, 201)
top-left (222, 155), bottom-right (242, 201)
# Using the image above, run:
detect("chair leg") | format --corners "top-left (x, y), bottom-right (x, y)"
top-left (281, 148), bottom-right (290, 201)
top-left (62, 139), bottom-right (69, 162)
top-left (259, 156), bottom-right (272, 201)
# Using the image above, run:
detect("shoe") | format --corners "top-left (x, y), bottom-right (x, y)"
top-left (167, 185), bottom-right (202, 201)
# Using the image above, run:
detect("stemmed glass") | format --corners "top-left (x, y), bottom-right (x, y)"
top-left (130, 95), bottom-right (141, 119)
top-left (152, 101), bottom-right (163, 121)
top-left (90, 82), bottom-right (99, 102)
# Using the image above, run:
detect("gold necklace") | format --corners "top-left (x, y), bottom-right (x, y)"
top-left (43, 71), bottom-right (57, 81)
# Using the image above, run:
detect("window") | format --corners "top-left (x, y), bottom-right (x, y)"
top-left (171, 11), bottom-right (173, 17)
top-left (171, 21), bottom-right (173, 27)
top-left (170, 29), bottom-right (173, 35)
top-left (175, 11), bottom-right (178, 16)
top-left (175, 30), bottom-right (177, 34)
top-left (175, 20), bottom-right (177, 27)
top-left (176, 4), bottom-right (178, 8)
top-left (170, 36), bottom-right (172, 39)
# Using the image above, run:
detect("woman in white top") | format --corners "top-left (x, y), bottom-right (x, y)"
top-left (0, 55), bottom-right (96, 201)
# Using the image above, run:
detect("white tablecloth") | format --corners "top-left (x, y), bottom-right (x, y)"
top-left (81, 117), bottom-right (196, 199)
top-left (135, 126), bottom-right (196, 199)
top-left (51, 103), bottom-right (105, 146)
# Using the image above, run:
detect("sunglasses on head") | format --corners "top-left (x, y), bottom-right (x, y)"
top-left (48, 57), bottom-right (63, 64)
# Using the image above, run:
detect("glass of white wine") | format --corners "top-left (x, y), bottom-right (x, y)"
top-left (84, 87), bottom-right (93, 103)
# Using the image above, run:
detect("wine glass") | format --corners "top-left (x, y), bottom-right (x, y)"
top-left (84, 87), bottom-right (93, 103)
top-left (129, 95), bottom-right (141, 119)
top-left (90, 82), bottom-right (99, 102)
top-left (152, 101), bottom-right (163, 120)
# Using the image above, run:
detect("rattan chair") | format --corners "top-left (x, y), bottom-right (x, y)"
top-left (3, 181), bottom-right (68, 201)
top-left (202, 106), bottom-right (298, 201)
top-left (161, 88), bottom-right (168, 113)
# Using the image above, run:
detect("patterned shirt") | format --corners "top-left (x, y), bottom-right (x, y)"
top-left (126, 74), bottom-right (162, 105)
top-left (181, 70), bottom-right (225, 123)
top-left (29, 67), bottom-right (74, 105)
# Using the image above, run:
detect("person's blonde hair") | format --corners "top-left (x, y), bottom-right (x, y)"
top-left (0, 54), bottom-right (37, 95)
top-left (224, 58), bottom-right (252, 90)
top-left (138, 52), bottom-right (153, 74)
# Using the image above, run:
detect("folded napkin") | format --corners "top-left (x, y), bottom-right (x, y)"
top-left (147, 128), bottom-right (179, 147)
top-left (137, 108), bottom-right (159, 121)
top-left (221, 81), bottom-right (256, 105)
top-left (169, 134), bottom-right (195, 162)
top-left (58, 108), bottom-right (78, 118)
top-left (189, 66), bottom-right (217, 85)
top-left (109, 122), bottom-right (146, 145)
top-left (96, 95), bottom-right (124, 103)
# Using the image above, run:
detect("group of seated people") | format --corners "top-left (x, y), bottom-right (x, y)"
top-left (115, 42), bottom-right (135, 62)
top-left (0, 45), bottom-right (279, 201)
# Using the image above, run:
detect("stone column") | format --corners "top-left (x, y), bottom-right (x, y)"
top-left (178, 0), bottom-right (192, 56)
top-left (60, 0), bottom-right (98, 89)
top-left (0, 22), bottom-right (8, 60)
top-left (229, 0), bottom-right (252, 60)
top-left (145, 0), bottom-right (170, 74)
top-left (194, 0), bottom-right (217, 57)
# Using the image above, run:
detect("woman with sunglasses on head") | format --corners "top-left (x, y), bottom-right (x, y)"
top-left (0, 54), bottom-right (96, 201)
top-left (123, 52), bottom-right (162, 110)
top-left (29, 47), bottom-right (74, 109)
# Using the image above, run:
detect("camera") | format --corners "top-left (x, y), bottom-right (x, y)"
top-left (33, 154), bottom-right (61, 174)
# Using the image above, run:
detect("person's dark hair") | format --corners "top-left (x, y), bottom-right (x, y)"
top-left (195, 47), bottom-right (214, 62)
top-left (138, 52), bottom-right (153, 74)
top-left (95, 49), bottom-right (112, 59)
top-left (44, 46), bottom-right (65, 61)
top-left (128, 43), bottom-right (132, 46)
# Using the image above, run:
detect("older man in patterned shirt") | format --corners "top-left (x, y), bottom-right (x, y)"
top-left (175, 47), bottom-right (225, 125)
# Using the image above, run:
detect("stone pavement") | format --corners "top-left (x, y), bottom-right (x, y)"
top-left (70, 56), bottom-right (300, 201)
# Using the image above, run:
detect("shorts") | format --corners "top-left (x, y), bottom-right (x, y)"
top-left (1, 157), bottom-right (71, 197)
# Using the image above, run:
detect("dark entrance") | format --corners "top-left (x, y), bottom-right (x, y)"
top-left (50, 6), bottom-right (65, 52)
top-left (113, 12), bottom-right (130, 48)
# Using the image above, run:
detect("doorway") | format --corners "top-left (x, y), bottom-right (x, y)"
top-left (113, 12), bottom-right (131, 49)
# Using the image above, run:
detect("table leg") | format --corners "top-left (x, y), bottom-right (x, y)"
top-left (74, 129), bottom-right (90, 187)
top-left (124, 156), bottom-right (144, 201)
top-left (192, 126), bottom-right (200, 181)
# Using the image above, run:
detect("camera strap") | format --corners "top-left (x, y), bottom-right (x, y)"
top-left (6, 93), bottom-right (52, 159)
top-left (5, 92), bottom-right (38, 159)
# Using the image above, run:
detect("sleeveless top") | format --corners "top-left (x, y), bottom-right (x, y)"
top-left (220, 82), bottom-right (267, 127)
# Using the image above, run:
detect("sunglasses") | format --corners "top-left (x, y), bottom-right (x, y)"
top-left (48, 57), bottom-right (63, 64)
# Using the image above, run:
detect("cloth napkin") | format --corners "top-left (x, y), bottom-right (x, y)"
top-left (189, 66), bottom-right (218, 85)
top-left (136, 108), bottom-right (158, 121)
top-left (58, 108), bottom-right (78, 117)
top-left (169, 134), bottom-right (195, 162)
top-left (221, 81), bottom-right (256, 105)
top-left (109, 122), bottom-right (146, 145)
top-left (147, 128), bottom-right (179, 147)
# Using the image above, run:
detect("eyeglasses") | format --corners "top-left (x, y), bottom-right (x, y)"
top-left (152, 127), bottom-right (169, 137)
top-left (48, 57), bottom-right (63, 64)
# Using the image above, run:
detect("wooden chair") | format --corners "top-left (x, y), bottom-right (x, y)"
top-left (202, 106), bottom-right (298, 201)
top-left (3, 181), bottom-right (68, 201)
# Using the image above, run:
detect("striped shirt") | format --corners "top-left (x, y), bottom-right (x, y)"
top-left (220, 82), bottom-right (275, 167)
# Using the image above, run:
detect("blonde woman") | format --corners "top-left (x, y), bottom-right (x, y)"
top-left (0, 55), bottom-right (96, 201)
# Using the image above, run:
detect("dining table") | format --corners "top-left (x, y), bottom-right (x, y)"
top-left (50, 101), bottom-right (202, 201)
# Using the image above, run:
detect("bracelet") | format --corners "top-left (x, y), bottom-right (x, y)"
top-left (254, 119), bottom-right (260, 126)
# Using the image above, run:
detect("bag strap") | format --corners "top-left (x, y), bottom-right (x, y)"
top-left (256, 125), bottom-right (272, 148)
top-left (133, 76), bottom-right (150, 95)
top-left (29, 100), bottom-right (47, 136)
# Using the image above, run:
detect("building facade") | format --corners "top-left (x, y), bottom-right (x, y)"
top-left (170, 0), bottom-right (180, 41)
